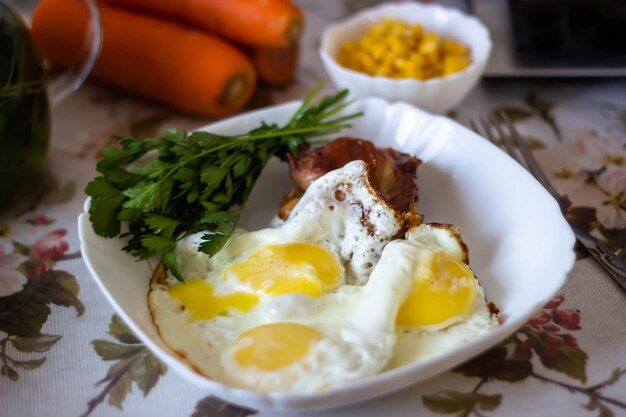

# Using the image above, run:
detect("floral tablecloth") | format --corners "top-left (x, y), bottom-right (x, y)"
top-left (2, 2), bottom-right (626, 417)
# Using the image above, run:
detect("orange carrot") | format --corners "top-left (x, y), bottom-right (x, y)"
top-left (31, 0), bottom-right (256, 118)
top-left (252, 46), bottom-right (299, 86)
top-left (103, 0), bottom-right (303, 48)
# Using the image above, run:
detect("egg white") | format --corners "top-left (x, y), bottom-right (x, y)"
top-left (220, 239), bottom-right (420, 393)
top-left (148, 160), bottom-right (500, 393)
top-left (173, 160), bottom-right (402, 288)
top-left (385, 223), bottom-right (499, 370)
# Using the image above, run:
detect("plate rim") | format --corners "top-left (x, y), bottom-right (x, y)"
top-left (78, 97), bottom-right (576, 411)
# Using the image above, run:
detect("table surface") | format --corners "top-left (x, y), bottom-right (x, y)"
top-left (2, 2), bottom-right (626, 417)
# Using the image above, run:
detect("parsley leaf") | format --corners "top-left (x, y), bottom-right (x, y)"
top-left (85, 85), bottom-right (362, 281)
top-left (85, 177), bottom-right (125, 237)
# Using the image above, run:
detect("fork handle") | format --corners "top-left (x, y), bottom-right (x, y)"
top-left (570, 224), bottom-right (626, 292)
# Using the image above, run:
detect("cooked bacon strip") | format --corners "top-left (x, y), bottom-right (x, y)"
top-left (277, 187), bottom-right (303, 221)
top-left (280, 137), bottom-right (421, 219)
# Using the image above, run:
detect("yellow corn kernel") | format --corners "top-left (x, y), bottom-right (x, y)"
top-left (443, 56), bottom-right (471, 75)
top-left (369, 44), bottom-right (386, 61)
top-left (337, 18), bottom-right (471, 80)
top-left (442, 39), bottom-right (467, 56)
top-left (412, 70), bottom-right (426, 80)
top-left (408, 52), bottom-right (425, 66)
top-left (411, 24), bottom-right (424, 40)
top-left (418, 33), bottom-right (440, 56)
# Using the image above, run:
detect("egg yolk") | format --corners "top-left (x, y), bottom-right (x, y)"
top-left (225, 243), bottom-right (342, 298)
top-left (168, 279), bottom-right (258, 321)
top-left (232, 323), bottom-right (322, 371)
top-left (396, 251), bottom-right (477, 327)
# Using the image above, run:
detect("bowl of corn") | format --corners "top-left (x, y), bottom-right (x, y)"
top-left (319, 2), bottom-right (492, 113)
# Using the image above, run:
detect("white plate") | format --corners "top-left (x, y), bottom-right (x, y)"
top-left (78, 98), bottom-right (575, 411)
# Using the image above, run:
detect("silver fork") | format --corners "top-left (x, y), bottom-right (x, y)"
top-left (470, 112), bottom-right (626, 292)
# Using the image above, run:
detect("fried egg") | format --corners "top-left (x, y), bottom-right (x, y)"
top-left (148, 160), bottom-right (499, 393)
top-left (173, 160), bottom-right (403, 289)
top-left (386, 223), bottom-right (499, 370)
top-left (220, 239), bottom-right (419, 392)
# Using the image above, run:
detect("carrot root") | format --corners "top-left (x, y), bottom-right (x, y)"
top-left (252, 46), bottom-right (299, 86)
top-left (31, 0), bottom-right (257, 117)
top-left (103, 0), bottom-right (304, 48)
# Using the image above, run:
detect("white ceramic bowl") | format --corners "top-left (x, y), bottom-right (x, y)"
top-left (320, 2), bottom-right (492, 113)
top-left (78, 98), bottom-right (575, 412)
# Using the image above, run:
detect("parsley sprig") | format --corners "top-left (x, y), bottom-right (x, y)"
top-left (85, 85), bottom-right (362, 280)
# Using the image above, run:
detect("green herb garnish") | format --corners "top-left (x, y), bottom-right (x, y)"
top-left (86, 85), bottom-right (362, 281)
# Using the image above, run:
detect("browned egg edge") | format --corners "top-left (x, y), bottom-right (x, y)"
top-left (409, 222), bottom-right (503, 324)
top-left (146, 181), bottom-right (502, 380)
top-left (147, 262), bottom-right (213, 379)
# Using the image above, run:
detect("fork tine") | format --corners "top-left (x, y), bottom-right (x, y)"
top-left (489, 114), bottom-right (519, 161)
top-left (469, 119), bottom-right (481, 136)
top-left (477, 116), bottom-right (524, 165)
top-left (498, 111), bottom-right (564, 204)
top-left (480, 116), bottom-right (626, 291)
top-left (478, 117), bottom-right (498, 145)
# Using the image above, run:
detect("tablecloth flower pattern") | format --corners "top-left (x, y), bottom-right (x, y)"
top-left (490, 95), bottom-right (626, 260)
top-left (1, 87), bottom-right (603, 417)
top-left (80, 315), bottom-right (167, 417)
top-left (0, 221), bottom-right (83, 381)
top-left (2, 36), bottom-right (626, 417)
top-left (423, 295), bottom-right (626, 417)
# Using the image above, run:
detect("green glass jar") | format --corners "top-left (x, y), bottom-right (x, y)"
top-left (0, 2), bottom-right (50, 210)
